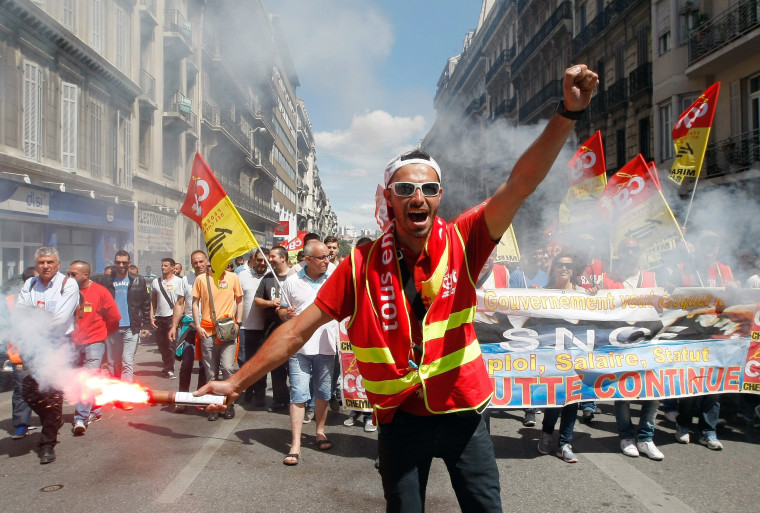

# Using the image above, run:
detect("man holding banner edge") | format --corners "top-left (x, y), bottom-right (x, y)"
top-left (195, 65), bottom-right (599, 511)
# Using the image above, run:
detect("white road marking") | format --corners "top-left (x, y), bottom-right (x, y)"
top-left (583, 452), bottom-right (696, 513)
top-left (156, 409), bottom-right (246, 504)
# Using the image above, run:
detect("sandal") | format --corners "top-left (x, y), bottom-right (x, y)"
top-left (316, 438), bottom-right (332, 451)
top-left (283, 453), bottom-right (300, 466)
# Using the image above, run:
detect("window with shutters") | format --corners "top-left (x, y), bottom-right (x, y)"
top-left (91, 0), bottom-right (104, 54)
top-left (62, 0), bottom-right (76, 31)
top-left (23, 60), bottom-right (43, 161)
top-left (124, 117), bottom-right (132, 188)
top-left (115, 5), bottom-right (128, 72)
top-left (61, 82), bottom-right (78, 170)
top-left (90, 98), bottom-right (103, 177)
top-left (659, 103), bottom-right (673, 160)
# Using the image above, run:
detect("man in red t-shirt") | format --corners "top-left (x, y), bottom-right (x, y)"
top-left (198, 65), bottom-right (599, 511)
top-left (69, 261), bottom-right (120, 435)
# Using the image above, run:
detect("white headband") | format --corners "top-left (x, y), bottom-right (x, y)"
top-left (383, 152), bottom-right (442, 187)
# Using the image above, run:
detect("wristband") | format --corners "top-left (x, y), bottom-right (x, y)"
top-left (556, 99), bottom-right (585, 120)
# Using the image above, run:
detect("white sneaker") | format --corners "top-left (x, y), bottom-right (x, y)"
top-left (556, 443), bottom-right (578, 463)
top-left (637, 440), bottom-right (664, 460)
top-left (699, 435), bottom-right (723, 450)
top-left (620, 438), bottom-right (639, 457)
top-left (343, 411), bottom-right (360, 427)
top-left (364, 416), bottom-right (377, 433)
top-left (72, 420), bottom-right (86, 436)
top-left (664, 410), bottom-right (678, 423)
top-left (675, 427), bottom-right (690, 443)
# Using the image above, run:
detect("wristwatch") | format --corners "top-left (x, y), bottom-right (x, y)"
top-left (556, 99), bottom-right (585, 120)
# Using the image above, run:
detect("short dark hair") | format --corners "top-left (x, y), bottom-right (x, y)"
top-left (161, 257), bottom-right (176, 267)
top-left (115, 250), bottom-right (131, 260)
top-left (22, 266), bottom-right (37, 281)
top-left (191, 250), bottom-right (207, 260)
top-left (356, 237), bottom-right (373, 246)
top-left (270, 246), bottom-right (288, 260)
top-left (324, 236), bottom-right (339, 245)
top-left (304, 233), bottom-right (321, 244)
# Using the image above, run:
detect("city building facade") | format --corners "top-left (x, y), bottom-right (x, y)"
top-left (0, 0), bottom-right (335, 287)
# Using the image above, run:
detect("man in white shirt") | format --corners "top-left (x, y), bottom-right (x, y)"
top-left (151, 257), bottom-right (185, 380)
top-left (278, 241), bottom-right (339, 465)
top-left (238, 248), bottom-right (269, 405)
top-left (16, 247), bottom-right (80, 464)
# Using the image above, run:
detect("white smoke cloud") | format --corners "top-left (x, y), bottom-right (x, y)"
top-left (3, 307), bottom-right (101, 404)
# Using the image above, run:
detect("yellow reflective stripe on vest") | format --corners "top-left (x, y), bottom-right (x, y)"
top-left (363, 370), bottom-right (421, 396)
top-left (352, 345), bottom-right (395, 364)
top-left (422, 305), bottom-right (476, 342)
top-left (418, 338), bottom-right (482, 380)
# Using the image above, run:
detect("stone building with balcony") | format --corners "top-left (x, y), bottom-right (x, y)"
top-left (572, 0), bottom-right (653, 172)
top-left (652, 0), bottom-right (760, 206)
top-left (0, 0), bottom-right (333, 285)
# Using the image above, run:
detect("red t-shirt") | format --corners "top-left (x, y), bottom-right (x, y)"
top-left (316, 207), bottom-right (497, 421)
top-left (72, 281), bottom-right (121, 345)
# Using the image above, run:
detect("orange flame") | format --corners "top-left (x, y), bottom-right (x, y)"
top-left (79, 373), bottom-right (150, 406)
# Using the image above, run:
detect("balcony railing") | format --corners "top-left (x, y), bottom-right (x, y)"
top-left (606, 78), bottom-right (628, 110)
top-left (492, 96), bottom-right (517, 120)
top-left (628, 62), bottom-right (652, 98)
top-left (139, 69), bottom-right (155, 102)
top-left (688, 0), bottom-right (760, 65)
top-left (485, 47), bottom-right (516, 84)
top-left (519, 79), bottom-right (562, 121)
top-left (217, 175), bottom-right (278, 223)
top-left (465, 94), bottom-right (487, 116)
top-left (164, 10), bottom-right (194, 51)
top-left (512, 1), bottom-right (572, 74)
top-left (250, 147), bottom-right (277, 181)
top-left (573, 0), bottom-right (644, 55)
top-left (165, 90), bottom-right (196, 127)
top-left (703, 128), bottom-right (760, 179)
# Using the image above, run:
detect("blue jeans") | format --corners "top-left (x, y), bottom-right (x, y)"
top-left (542, 403), bottom-right (578, 447)
top-left (579, 401), bottom-right (596, 413)
top-left (378, 410), bottom-right (502, 513)
top-left (12, 366), bottom-right (32, 428)
top-left (107, 328), bottom-right (139, 383)
top-left (677, 394), bottom-right (720, 438)
top-left (74, 342), bottom-right (106, 423)
top-left (614, 400), bottom-right (658, 441)
top-left (289, 353), bottom-right (333, 404)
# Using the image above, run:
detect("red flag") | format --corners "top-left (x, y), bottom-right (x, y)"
top-left (180, 153), bottom-right (227, 226)
top-left (280, 231), bottom-right (307, 252)
top-left (180, 153), bottom-right (260, 282)
top-left (274, 220), bottom-right (290, 236)
top-left (599, 155), bottom-right (656, 219)
top-left (668, 82), bottom-right (721, 185)
top-left (566, 130), bottom-right (606, 185)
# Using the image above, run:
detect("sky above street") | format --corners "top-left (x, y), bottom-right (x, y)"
top-left (269, 0), bottom-right (482, 231)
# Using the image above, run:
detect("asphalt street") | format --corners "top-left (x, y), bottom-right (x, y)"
top-left (1, 342), bottom-right (759, 513)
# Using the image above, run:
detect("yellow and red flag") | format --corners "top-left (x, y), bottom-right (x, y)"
top-left (495, 225), bottom-right (520, 265)
top-left (600, 155), bottom-right (685, 270)
top-left (667, 83), bottom-right (721, 185)
top-left (180, 153), bottom-right (259, 283)
top-left (558, 130), bottom-right (607, 231)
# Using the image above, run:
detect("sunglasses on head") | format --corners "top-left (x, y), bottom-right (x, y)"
top-left (388, 182), bottom-right (441, 197)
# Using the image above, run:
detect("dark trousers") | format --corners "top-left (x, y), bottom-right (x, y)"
top-left (178, 329), bottom-right (207, 393)
top-left (154, 316), bottom-right (175, 374)
top-left (12, 366), bottom-right (32, 428)
top-left (542, 403), bottom-right (579, 447)
top-left (241, 329), bottom-right (267, 396)
top-left (21, 375), bottom-right (62, 448)
top-left (378, 410), bottom-right (502, 513)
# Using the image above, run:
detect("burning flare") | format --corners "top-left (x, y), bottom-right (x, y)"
top-left (77, 372), bottom-right (150, 406)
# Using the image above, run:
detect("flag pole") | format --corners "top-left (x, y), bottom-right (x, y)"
top-left (252, 245), bottom-right (290, 305)
top-left (681, 174), bottom-right (700, 230)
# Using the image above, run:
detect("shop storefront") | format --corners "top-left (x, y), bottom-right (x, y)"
top-left (0, 179), bottom-right (133, 287)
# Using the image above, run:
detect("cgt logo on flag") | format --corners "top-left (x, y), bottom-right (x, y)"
top-left (180, 153), bottom-right (259, 283)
